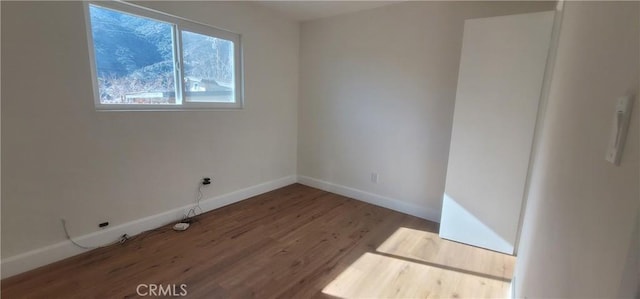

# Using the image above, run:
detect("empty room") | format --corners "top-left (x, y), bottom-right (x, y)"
top-left (1, 0), bottom-right (638, 298)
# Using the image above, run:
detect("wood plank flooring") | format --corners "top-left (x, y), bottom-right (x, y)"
top-left (1, 184), bottom-right (515, 298)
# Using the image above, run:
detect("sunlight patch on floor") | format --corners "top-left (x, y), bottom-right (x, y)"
top-left (377, 227), bottom-right (441, 262)
top-left (322, 227), bottom-right (515, 298)
top-left (378, 227), bottom-right (514, 281)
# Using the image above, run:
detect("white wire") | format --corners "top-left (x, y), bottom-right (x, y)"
top-left (63, 183), bottom-right (209, 248)
top-left (60, 219), bottom-right (124, 250)
top-left (183, 184), bottom-right (205, 221)
top-left (196, 184), bottom-right (204, 213)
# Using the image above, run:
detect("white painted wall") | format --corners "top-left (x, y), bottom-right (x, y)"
top-left (514, 1), bottom-right (639, 297)
top-left (1, 1), bottom-right (299, 259)
top-left (297, 1), bottom-right (556, 221)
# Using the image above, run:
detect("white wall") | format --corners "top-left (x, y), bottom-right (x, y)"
top-left (1, 1), bottom-right (299, 259)
top-left (515, 1), bottom-right (639, 297)
top-left (297, 1), bottom-right (556, 221)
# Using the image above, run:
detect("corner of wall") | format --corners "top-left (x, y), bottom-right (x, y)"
top-left (296, 175), bottom-right (441, 223)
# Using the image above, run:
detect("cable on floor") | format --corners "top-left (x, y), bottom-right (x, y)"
top-left (60, 219), bottom-right (128, 250)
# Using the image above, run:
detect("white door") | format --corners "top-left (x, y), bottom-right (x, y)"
top-left (439, 11), bottom-right (554, 255)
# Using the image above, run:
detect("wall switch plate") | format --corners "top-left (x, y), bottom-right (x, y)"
top-left (605, 95), bottom-right (634, 165)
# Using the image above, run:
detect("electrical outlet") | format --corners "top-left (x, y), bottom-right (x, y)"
top-left (371, 173), bottom-right (378, 184)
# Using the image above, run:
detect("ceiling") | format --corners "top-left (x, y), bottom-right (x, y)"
top-left (256, 1), bottom-right (401, 22)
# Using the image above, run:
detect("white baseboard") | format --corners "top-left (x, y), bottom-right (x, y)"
top-left (296, 175), bottom-right (441, 223)
top-left (2, 175), bottom-right (439, 279)
top-left (0, 175), bottom-right (297, 279)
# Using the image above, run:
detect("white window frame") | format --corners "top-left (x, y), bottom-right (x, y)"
top-left (84, 1), bottom-right (244, 111)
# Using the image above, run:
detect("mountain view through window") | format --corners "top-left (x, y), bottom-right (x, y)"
top-left (89, 5), bottom-right (235, 105)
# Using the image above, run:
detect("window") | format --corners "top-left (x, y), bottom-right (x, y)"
top-left (85, 1), bottom-right (243, 110)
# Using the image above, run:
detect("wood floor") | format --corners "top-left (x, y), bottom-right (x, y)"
top-left (1, 184), bottom-right (515, 298)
